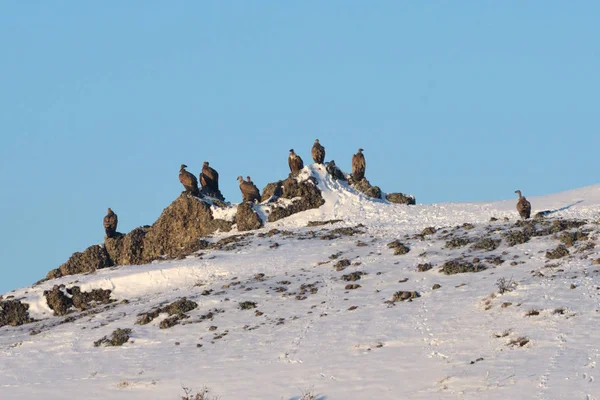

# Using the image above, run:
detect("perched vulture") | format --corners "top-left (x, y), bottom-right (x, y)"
top-left (288, 149), bottom-right (304, 175)
top-left (238, 176), bottom-right (261, 203)
top-left (103, 208), bottom-right (118, 238)
top-left (200, 161), bottom-right (219, 192)
top-left (351, 148), bottom-right (366, 182)
top-left (179, 164), bottom-right (200, 197)
top-left (311, 139), bottom-right (326, 164)
top-left (247, 176), bottom-right (260, 195)
top-left (515, 190), bottom-right (531, 220)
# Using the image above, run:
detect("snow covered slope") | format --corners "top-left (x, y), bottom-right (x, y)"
top-left (2, 167), bottom-right (600, 400)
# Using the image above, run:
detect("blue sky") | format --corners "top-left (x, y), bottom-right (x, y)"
top-left (1, 2), bottom-right (599, 294)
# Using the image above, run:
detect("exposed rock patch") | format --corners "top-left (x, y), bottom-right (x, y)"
top-left (94, 328), bottom-right (132, 347)
top-left (235, 202), bottom-right (263, 232)
top-left (440, 260), bottom-right (485, 275)
top-left (0, 299), bottom-right (33, 327)
top-left (353, 178), bottom-right (382, 199)
top-left (261, 181), bottom-right (283, 203)
top-left (137, 297), bottom-right (198, 328)
top-left (44, 285), bottom-right (113, 316)
top-left (546, 245), bottom-right (570, 259)
top-left (268, 177), bottom-right (325, 222)
top-left (50, 245), bottom-right (113, 279)
top-left (386, 193), bottom-right (416, 205)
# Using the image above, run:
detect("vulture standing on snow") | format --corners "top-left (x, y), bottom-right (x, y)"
top-left (179, 164), bottom-right (200, 197)
top-left (238, 176), bottom-right (261, 203)
top-left (200, 161), bottom-right (220, 193)
top-left (326, 160), bottom-right (346, 181)
top-left (103, 208), bottom-right (118, 238)
top-left (311, 139), bottom-right (326, 164)
top-left (352, 148), bottom-right (366, 182)
top-left (288, 149), bottom-right (304, 175)
top-left (515, 190), bottom-right (531, 219)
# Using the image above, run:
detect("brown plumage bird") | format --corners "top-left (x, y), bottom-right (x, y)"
top-left (311, 139), bottom-right (325, 164)
top-left (352, 148), bottom-right (366, 182)
top-left (288, 149), bottom-right (304, 175)
top-left (515, 190), bottom-right (531, 219)
top-left (103, 208), bottom-right (118, 238)
top-left (238, 176), bottom-right (261, 203)
top-left (179, 164), bottom-right (200, 197)
top-left (200, 161), bottom-right (219, 192)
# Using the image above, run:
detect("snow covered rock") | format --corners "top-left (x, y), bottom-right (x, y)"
top-left (386, 192), bottom-right (416, 205)
top-left (268, 176), bottom-right (325, 222)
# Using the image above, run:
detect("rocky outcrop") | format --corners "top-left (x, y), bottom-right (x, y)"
top-left (52, 245), bottom-right (113, 279)
top-left (386, 193), bottom-right (416, 205)
top-left (104, 227), bottom-right (149, 266)
top-left (44, 285), bottom-right (113, 316)
top-left (261, 181), bottom-right (283, 203)
top-left (353, 178), bottom-right (382, 199)
top-left (236, 202), bottom-right (263, 231)
top-left (200, 186), bottom-right (226, 202)
top-left (0, 299), bottom-right (33, 327)
top-left (141, 194), bottom-right (233, 260)
top-left (268, 176), bottom-right (325, 222)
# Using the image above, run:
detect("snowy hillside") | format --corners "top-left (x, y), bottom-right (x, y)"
top-left (2, 166), bottom-right (600, 400)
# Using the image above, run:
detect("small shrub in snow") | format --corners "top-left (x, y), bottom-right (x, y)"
top-left (496, 277), bottom-right (517, 294)
top-left (181, 385), bottom-right (220, 400)
top-left (239, 301), bottom-right (257, 310)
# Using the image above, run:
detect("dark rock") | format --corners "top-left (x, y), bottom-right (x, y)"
top-left (239, 301), bottom-right (257, 310)
top-left (334, 259), bottom-right (351, 271)
top-left (325, 161), bottom-right (346, 181)
top-left (94, 328), bottom-right (132, 347)
top-left (345, 284), bottom-right (361, 290)
top-left (353, 178), bottom-right (382, 199)
top-left (200, 186), bottom-right (226, 202)
top-left (235, 202), bottom-right (263, 232)
top-left (0, 299), bottom-right (33, 327)
top-left (387, 240), bottom-right (410, 255)
top-left (417, 263), bottom-right (432, 272)
top-left (58, 245), bottom-right (113, 277)
top-left (504, 230), bottom-right (530, 247)
top-left (421, 227), bottom-right (436, 235)
top-left (70, 286), bottom-right (112, 311)
top-left (341, 272), bottom-right (364, 281)
top-left (105, 226), bottom-right (149, 266)
top-left (306, 219), bottom-right (344, 227)
top-left (44, 285), bottom-right (113, 316)
top-left (261, 181), bottom-right (283, 203)
top-left (137, 297), bottom-right (198, 327)
top-left (472, 237), bottom-right (501, 252)
top-left (268, 177), bottom-right (325, 222)
top-left (391, 291), bottom-right (420, 302)
top-left (546, 245), bottom-right (570, 259)
top-left (445, 237), bottom-right (471, 249)
top-left (386, 193), bottom-right (416, 205)
top-left (142, 194), bottom-right (233, 261)
top-left (440, 260), bottom-right (485, 275)
top-left (432, 284), bottom-right (441, 290)
top-left (44, 285), bottom-right (73, 316)
top-left (558, 231), bottom-right (588, 247)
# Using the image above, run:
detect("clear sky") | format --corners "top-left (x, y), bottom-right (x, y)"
top-left (1, 2), bottom-right (599, 294)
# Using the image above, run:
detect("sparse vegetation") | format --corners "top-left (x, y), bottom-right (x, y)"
top-left (239, 301), bottom-right (257, 310)
top-left (440, 260), bottom-right (485, 275)
top-left (508, 337), bottom-right (529, 347)
top-left (496, 277), bottom-right (517, 294)
top-left (94, 328), bottom-right (131, 347)
top-left (444, 237), bottom-right (470, 249)
top-left (181, 385), bottom-right (221, 400)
